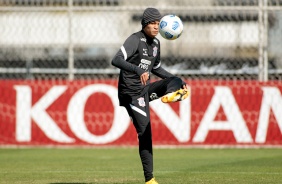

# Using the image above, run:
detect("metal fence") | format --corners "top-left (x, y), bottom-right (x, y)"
top-left (0, 0), bottom-right (282, 80)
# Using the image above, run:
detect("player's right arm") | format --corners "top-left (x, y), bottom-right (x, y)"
top-left (111, 35), bottom-right (145, 76)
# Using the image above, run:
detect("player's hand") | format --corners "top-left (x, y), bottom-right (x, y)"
top-left (140, 72), bottom-right (149, 85)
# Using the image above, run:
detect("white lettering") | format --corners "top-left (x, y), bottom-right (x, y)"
top-left (17, 84), bottom-right (278, 145)
top-left (141, 59), bottom-right (151, 65)
top-left (14, 85), bottom-right (75, 143)
top-left (139, 63), bottom-right (149, 70)
top-left (150, 90), bottom-right (191, 142)
top-left (193, 87), bottom-right (252, 143)
top-left (67, 84), bottom-right (130, 144)
top-left (256, 87), bottom-right (282, 143)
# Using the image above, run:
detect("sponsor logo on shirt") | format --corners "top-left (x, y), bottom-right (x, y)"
top-left (140, 38), bottom-right (146, 42)
top-left (139, 59), bottom-right (151, 71)
top-left (150, 93), bottom-right (159, 100)
top-left (143, 48), bottom-right (148, 56)
top-left (141, 59), bottom-right (151, 65)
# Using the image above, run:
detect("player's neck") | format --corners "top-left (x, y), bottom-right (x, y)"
top-left (142, 30), bottom-right (155, 40)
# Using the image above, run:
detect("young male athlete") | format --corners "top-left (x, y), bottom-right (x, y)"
top-left (111, 7), bottom-right (189, 184)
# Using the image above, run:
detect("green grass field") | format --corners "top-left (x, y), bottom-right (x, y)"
top-left (0, 148), bottom-right (281, 184)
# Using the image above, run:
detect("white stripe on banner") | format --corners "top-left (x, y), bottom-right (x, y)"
top-left (121, 46), bottom-right (127, 60)
top-left (130, 104), bottom-right (147, 117)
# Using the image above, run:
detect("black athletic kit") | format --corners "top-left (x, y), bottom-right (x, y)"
top-left (112, 29), bottom-right (184, 182)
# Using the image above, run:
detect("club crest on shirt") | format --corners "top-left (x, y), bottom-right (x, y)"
top-left (153, 46), bottom-right (158, 57)
top-left (137, 97), bottom-right (146, 107)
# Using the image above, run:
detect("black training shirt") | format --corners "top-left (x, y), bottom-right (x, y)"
top-left (112, 30), bottom-right (173, 105)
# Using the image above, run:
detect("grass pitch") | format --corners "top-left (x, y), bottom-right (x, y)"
top-left (0, 148), bottom-right (281, 184)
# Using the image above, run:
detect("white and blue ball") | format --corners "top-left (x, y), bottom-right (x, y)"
top-left (159, 15), bottom-right (183, 40)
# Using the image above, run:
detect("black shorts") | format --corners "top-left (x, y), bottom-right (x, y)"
top-left (123, 77), bottom-right (182, 135)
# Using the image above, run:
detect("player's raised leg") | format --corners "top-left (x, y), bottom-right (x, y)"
top-left (148, 76), bottom-right (189, 103)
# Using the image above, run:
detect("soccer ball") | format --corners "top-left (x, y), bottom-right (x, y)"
top-left (159, 15), bottom-right (183, 40)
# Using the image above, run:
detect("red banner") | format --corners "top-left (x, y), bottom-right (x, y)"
top-left (0, 80), bottom-right (282, 146)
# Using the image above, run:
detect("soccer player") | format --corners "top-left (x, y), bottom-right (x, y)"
top-left (111, 7), bottom-right (189, 184)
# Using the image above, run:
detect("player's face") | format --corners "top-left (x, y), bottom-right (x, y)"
top-left (144, 21), bottom-right (160, 38)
